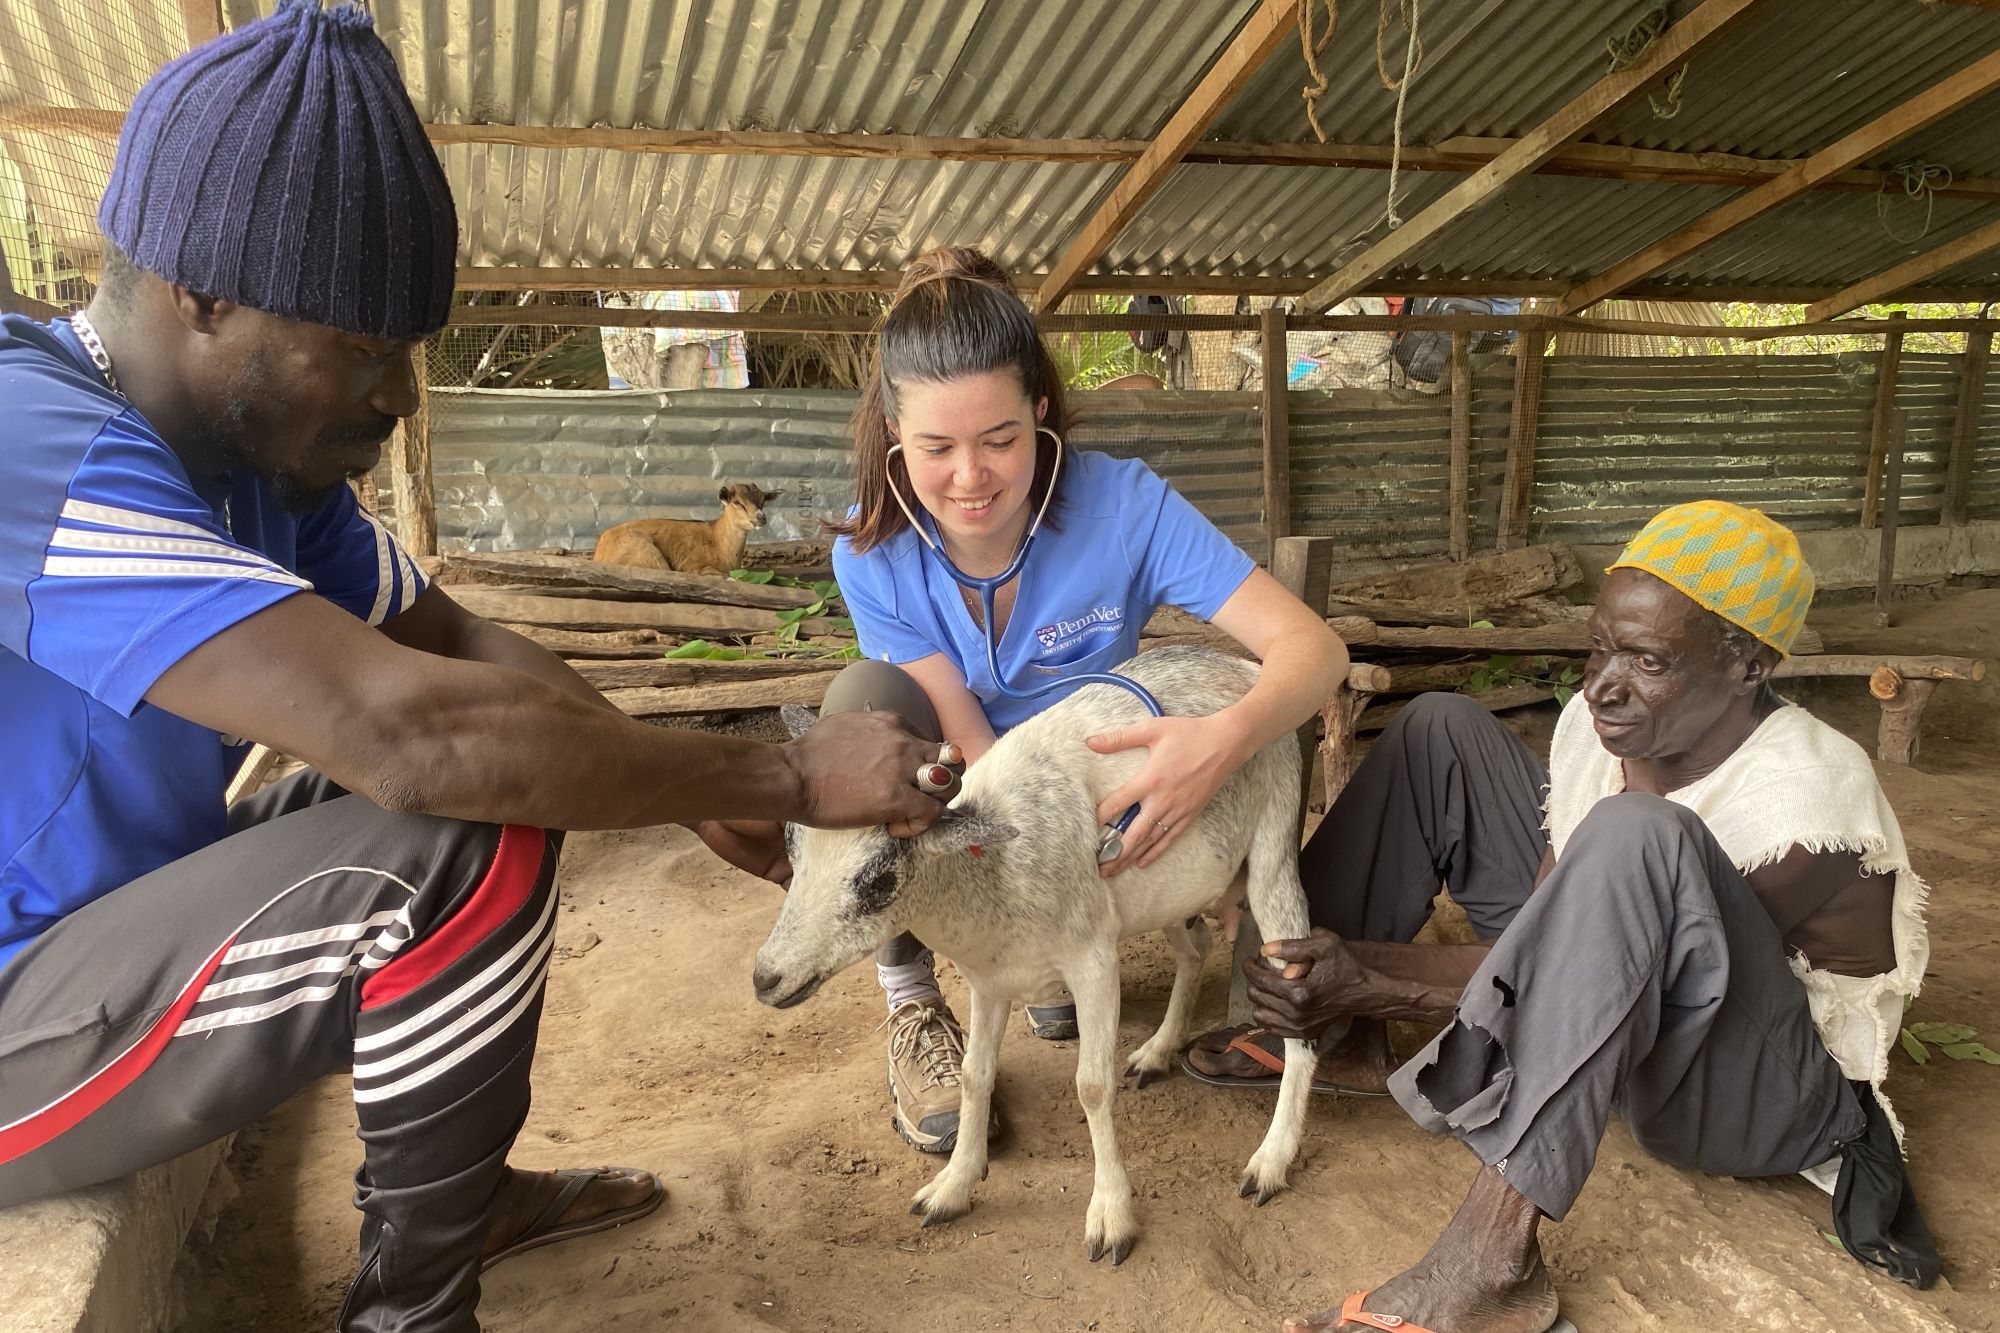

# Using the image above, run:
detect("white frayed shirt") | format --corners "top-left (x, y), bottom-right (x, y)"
top-left (1545, 695), bottom-right (1929, 1140)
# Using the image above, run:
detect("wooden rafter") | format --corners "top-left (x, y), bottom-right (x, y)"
top-left (450, 266), bottom-right (2000, 305)
top-left (1295, 0), bottom-right (1766, 313)
top-left (1805, 216), bottom-right (2000, 321)
top-left (179, 0), bottom-right (222, 46)
top-left (1561, 46), bottom-right (2000, 314)
top-left (10, 103), bottom-right (2000, 203)
top-left (1032, 0), bottom-right (1302, 311)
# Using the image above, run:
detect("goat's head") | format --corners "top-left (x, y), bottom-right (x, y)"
top-left (719, 482), bottom-right (782, 531)
top-left (751, 705), bottom-right (1016, 1008)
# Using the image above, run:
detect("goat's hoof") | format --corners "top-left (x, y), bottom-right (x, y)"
top-left (918, 1203), bottom-right (968, 1229)
top-left (1087, 1237), bottom-right (1104, 1263)
top-left (1236, 1174), bottom-right (1257, 1199)
top-left (1110, 1238), bottom-right (1134, 1266)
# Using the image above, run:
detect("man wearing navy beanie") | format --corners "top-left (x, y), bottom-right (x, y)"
top-left (0, 5), bottom-right (951, 1328)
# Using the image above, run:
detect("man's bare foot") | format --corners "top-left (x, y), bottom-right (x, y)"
top-left (1184, 1019), bottom-right (1394, 1094)
top-left (481, 1166), bottom-right (663, 1264)
top-left (1284, 1165), bottom-right (1559, 1333)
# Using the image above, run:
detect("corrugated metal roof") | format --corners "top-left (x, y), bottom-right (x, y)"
top-left (8, 0), bottom-right (1999, 297)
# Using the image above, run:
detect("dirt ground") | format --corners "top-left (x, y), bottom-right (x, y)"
top-left (175, 590), bottom-right (2000, 1332)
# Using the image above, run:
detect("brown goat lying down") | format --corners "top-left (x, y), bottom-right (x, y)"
top-left (592, 482), bottom-right (782, 575)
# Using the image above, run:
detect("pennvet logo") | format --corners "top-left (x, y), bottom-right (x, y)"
top-left (1036, 605), bottom-right (1124, 655)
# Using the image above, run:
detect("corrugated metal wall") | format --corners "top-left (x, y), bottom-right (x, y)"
top-left (426, 386), bottom-right (1269, 556)
top-left (424, 354), bottom-right (1996, 557)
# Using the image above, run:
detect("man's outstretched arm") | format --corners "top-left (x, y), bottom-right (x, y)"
top-left (148, 592), bottom-right (945, 834)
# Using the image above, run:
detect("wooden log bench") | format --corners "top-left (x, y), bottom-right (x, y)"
top-left (1772, 653), bottom-right (1985, 765)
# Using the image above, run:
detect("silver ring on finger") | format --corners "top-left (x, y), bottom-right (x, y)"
top-left (916, 763), bottom-right (954, 795)
top-left (937, 741), bottom-right (962, 766)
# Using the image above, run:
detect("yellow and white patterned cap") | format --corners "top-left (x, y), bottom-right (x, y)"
top-left (1607, 501), bottom-right (1814, 655)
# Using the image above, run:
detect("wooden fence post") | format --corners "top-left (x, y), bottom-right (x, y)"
top-left (1861, 311), bottom-right (1907, 530)
top-left (1497, 322), bottom-right (1546, 552)
top-left (1943, 329), bottom-right (1991, 527)
top-left (391, 340), bottom-right (438, 556)
top-left (1260, 305), bottom-right (1292, 550)
top-left (1876, 409), bottom-right (1908, 627)
top-left (1449, 330), bottom-right (1471, 561)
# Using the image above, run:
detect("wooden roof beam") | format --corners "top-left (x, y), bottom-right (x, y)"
top-left (1032, 0), bottom-right (1301, 312)
top-left (10, 103), bottom-right (2000, 203)
top-left (1295, 0), bottom-right (1766, 313)
top-left (1560, 46), bottom-right (2000, 314)
top-left (1805, 216), bottom-right (2000, 321)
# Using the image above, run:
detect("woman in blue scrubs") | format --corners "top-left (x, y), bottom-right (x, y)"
top-left (827, 247), bottom-right (1349, 1156)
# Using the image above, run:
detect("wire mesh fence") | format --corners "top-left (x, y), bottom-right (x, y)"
top-left (0, 3), bottom-right (190, 306)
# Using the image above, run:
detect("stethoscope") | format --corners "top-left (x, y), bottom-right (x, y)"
top-left (886, 427), bottom-right (1163, 864)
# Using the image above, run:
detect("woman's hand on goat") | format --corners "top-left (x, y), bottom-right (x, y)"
top-left (1087, 711), bottom-right (1251, 876)
top-left (1243, 929), bottom-right (1372, 1041)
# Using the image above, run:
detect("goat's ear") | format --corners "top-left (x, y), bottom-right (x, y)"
top-left (779, 703), bottom-right (820, 740)
top-left (760, 489), bottom-right (783, 505)
top-left (917, 807), bottom-right (1020, 859)
top-left (718, 484), bottom-right (733, 502)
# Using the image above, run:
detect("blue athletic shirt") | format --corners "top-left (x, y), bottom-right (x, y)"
top-left (0, 314), bottom-right (428, 971)
top-left (833, 449), bottom-right (1255, 734)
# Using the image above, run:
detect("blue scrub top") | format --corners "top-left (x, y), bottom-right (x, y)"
top-left (833, 449), bottom-right (1255, 733)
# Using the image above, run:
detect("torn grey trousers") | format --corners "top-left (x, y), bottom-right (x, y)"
top-left (1386, 785), bottom-right (1867, 1221)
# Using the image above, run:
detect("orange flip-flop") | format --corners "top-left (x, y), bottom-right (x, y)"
top-left (1180, 1027), bottom-right (1391, 1097)
top-left (1309, 1290), bottom-right (1576, 1333)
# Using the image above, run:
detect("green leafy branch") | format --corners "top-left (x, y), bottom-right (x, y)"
top-left (1463, 629), bottom-right (1586, 706)
top-left (1900, 1021), bottom-right (2000, 1066)
top-left (660, 572), bottom-right (860, 661)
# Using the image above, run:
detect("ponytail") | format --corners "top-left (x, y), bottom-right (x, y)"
top-left (830, 247), bottom-right (1070, 553)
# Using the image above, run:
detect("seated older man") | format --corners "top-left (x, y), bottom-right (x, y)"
top-left (1184, 502), bottom-right (1935, 1333)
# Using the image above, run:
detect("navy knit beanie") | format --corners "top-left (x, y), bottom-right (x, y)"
top-left (98, 0), bottom-right (457, 340)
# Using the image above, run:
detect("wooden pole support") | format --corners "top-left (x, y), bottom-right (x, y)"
top-left (1868, 666), bottom-right (1905, 701)
top-left (1498, 325), bottom-right (1547, 552)
top-left (1449, 330), bottom-right (1472, 561)
top-left (1875, 408), bottom-right (1908, 626)
top-left (1271, 535), bottom-right (1335, 827)
top-left (1862, 312), bottom-right (1907, 530)
top-left (1261, 306), bottom-right (1293, 547)
top-left (1876, 678), bottom-right (1937, 765)
top-left (390, 341), bottom-right (438, 556)
top-left (1943, 329), bottom-right (1992, 527)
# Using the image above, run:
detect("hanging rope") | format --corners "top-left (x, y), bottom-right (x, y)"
top-left (1299, 0), bottom-right (1338, 143)
top-left (1876, 160), bottom-right (1954, 244)
top-left (1376, 0), bottom-right (1422, 229)
top-left (1606, 3), bottom-right (1688, 119)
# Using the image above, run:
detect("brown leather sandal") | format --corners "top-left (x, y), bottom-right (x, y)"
top-left (1179, 1026), bottom-right (1391, 1097)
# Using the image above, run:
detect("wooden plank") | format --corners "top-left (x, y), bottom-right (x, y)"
top-left (1448, 331), bottom-right (1472, 562)
top-left (388, 340), bottom-right (435, 556)
top-left (572, 657), bottom-right (846, 690)
top-left (501, 625), bottom-right (674, 658)
top-left (1333, 545), bottom-right (1582, 609)
top-left (1033, 0), bottom-right (1302, 310)
top-left (450, 589), bottom-right (834, 637)
top-left (1943, 330), bottom-right (1993, 526)
top-left (1361, 683), bottom-right (1556, 733)
top-left (1775, 653), bottom-right (1983, 682)
top-left (1875, 410), bottom-right (1909, 626)
top-left (179, 0), bottom-right (222, 45)
top-left (1327, 614), bottom-right (1825, 656)
top-left (1498, 329), bottom-right (1548, 552)
top-left (605, 676), bottom-right (835, 718)
top-left (434, 551), bottom-right (820, 609)
top-left (1806, 217), bottom-right (2000, 321)
top-left (1297, 0), bottom-right (1764, 311)
top-left (1861, 313), bottom-right (1908, 530)
top-left (1561, 46), bottom-right (2000, 314)
top-left (16, 101), bottom-right (2000, 203)
top-left (1260, 305), bottom-right (1292, 544)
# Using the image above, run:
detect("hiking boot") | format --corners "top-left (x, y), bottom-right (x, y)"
top-left (886, 998), bottom-right (971, 1154)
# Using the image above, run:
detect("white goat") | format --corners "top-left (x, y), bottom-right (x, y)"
top-left (752, 645), bottom-right (1318, 1265)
